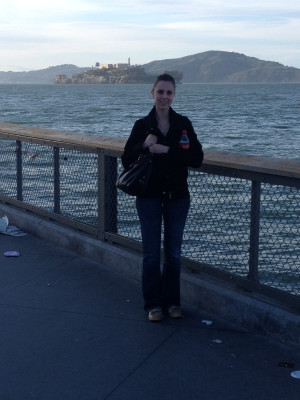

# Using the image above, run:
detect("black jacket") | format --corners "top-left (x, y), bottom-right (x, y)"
top-left (122, 107), bottom-right (204, 199)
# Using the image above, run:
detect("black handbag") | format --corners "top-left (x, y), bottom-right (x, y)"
top-left (116, 152), bottom-right (152, 196)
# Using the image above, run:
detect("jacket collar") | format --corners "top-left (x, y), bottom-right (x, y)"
top-left (147, 106), bottom-right (177, 129)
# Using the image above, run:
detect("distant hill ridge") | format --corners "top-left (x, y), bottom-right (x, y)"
top-left (142, 51), bottom-right (300, 83)
top-left (0, 64), bottom-right (89, 84)
top-left (1, 51), bottom-right (300, 83)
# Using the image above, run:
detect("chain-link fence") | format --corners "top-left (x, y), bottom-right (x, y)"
top-left (0, 125), bottom-right (299, 310)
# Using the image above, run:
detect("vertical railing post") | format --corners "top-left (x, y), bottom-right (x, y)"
top-left (16, 140), bottom-right (23, 201)
top-left (248, 180), bottom-right (261, 282)
top-left (98, 150), bottom-right (118, 240)
top-left (53, 146), bottom-right (60, 214)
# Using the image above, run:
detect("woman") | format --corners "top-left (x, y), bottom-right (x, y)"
top-left (122, 74), bottom-right (203, 321)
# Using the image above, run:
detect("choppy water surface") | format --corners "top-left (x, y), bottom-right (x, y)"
top-left (0, 83), bottom-right (299, 160)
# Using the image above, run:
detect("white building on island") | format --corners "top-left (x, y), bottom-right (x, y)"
top-left (96, 58), bottom-right (131, 70)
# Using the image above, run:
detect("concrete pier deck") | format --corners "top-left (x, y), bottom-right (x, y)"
top-left (0, 223), bottom-right (299, 399)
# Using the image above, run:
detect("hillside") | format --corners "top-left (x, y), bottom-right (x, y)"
top-left (0, 64), bottom-right (89, 84)
top-left (142, 51), bottom-right (300, 83)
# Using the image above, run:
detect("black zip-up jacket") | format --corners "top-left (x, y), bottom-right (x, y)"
top-left (121, 107), bottom-right (204, 199)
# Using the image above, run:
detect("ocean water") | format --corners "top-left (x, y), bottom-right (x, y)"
top-left (0, 83), bottom-right (299, 160)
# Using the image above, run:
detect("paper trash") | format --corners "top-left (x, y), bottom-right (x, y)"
top-left (0, 216), bottom-right (27, 236)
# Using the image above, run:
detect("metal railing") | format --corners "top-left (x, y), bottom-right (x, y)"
top-left (0, 122), bottom-right (299, 311)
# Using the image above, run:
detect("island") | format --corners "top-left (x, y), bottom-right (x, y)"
top-left (55, 66), bottom-right (183, 84)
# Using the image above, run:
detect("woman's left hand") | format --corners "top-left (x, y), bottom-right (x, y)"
top-left (149, 143), bottom-right (169, 154)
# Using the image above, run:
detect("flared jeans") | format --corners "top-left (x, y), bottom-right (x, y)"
top-left (136, 197), bottom-right (190, 310)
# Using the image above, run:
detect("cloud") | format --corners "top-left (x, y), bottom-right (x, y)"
top-left (1, 0), bottom-right (300, 70)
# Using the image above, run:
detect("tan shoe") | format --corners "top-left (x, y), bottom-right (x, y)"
top-left (148, 307), bottom-right (164, 322)
top-left (168, 306), bottom-right (184, 318)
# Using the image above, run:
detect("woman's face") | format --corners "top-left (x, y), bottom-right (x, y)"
top-left (151, 80), bottom-right (175, 112)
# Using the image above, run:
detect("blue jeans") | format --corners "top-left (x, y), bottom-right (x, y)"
top-left (136, 197), bottom-right (190, 310)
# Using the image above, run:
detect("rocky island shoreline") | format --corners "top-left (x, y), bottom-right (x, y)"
top-left (56, 66), bottom-right (180, 84)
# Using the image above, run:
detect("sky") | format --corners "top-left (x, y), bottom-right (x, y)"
top-left (0, 0), bottom-right (300, 71)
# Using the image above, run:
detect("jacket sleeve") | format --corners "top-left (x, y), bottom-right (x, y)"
top-left (121, 119), bottom-right (148, 169)
top-left (167, 117), bottom-right (204, 168)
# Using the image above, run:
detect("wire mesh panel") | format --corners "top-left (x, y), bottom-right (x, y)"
top-left (185, 172), bottom-right (300, 296)
top-left (115, 159), bottom-right (141, 242)
top-left (0, 139), bottom-right (18, 197)
top-left (259, 184), bottom-right (300, 295)
top-left (117, 192), bottom-right (141, 241)
top-left (21, 142), bottom-right (54, 210)
top-left (0, 140), bottom-right (99, 228)
top-left (185, 171), bottom-right (251, 276)
top-left (59, 148), bottom-right (98, 227)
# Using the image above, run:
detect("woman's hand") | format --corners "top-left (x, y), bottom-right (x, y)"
top-left (143, 134), bottom-right (169, 153)
top-left (143, 134), bottom-right (157, 149)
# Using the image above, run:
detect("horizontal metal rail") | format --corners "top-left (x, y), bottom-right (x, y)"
top-left (0, 123), bottom-right (299, 312)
